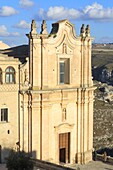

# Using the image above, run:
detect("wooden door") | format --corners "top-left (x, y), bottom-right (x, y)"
top-left (59, 132), bottom-right (70, 163)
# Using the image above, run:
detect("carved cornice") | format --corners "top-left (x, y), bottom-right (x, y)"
top-left (54, 122), bottom-right (74, 132)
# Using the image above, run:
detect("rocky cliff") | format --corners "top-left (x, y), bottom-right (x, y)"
top-left (93, 81), bottom-right (113, 149)
top-left (92, 44), bottom-right (113, 85)
top-left (92, 44), bottom-right (113, 150)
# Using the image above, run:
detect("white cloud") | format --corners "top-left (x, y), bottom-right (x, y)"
top-left (35, 3), bottom-right (113, 22)
top-left (14, 20), bottom-right (30, 29)
top-left (0, 25), bottom-right (20, 37)
top-left (11, 32), bottom-right (20, 36)
top-left (19, 0), bottom-right (34, 8)
top-left (0, 6), bottom-right (18, 17)
top-left (83, 3), bottom-right (113, 20)
top-left (47, 6), bottom-right (82, 20)
top-left (83, 3), bottom-right (103, 14)
top-left (0, 25), bottom-right (10, 36)
top-left (37, 6), bottom-right (82, 20)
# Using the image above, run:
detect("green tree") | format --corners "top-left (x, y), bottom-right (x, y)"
top-left (6, 150), bottom-right (33, 170)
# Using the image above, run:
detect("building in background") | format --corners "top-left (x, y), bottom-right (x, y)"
top-left (0, 41), bottom-right (10, 50)
top-left (0, 19), bottom-right (95, 164)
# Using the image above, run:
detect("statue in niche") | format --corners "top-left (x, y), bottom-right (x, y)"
top-left (40, 20), bottom-right (48, 34)
top-left (24, 69), bottom-right (29, 86)
top-left (62, 108), bottom-right (66, 121)
top-left (20, 70), bottom-right (23, 84)
top-left (31, 20), bottom-right (37, 34)
top-left (62, 43), bottom-right (67, 54)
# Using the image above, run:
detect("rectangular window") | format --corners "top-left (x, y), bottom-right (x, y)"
top-left (6, 74), bottom-right (9, 83)
top-left (1, 108), bottom-right (8, 122)
top-left (59, 59), bottom-right (70, 84)
top-left (60, 62), bottom-right (65, 84)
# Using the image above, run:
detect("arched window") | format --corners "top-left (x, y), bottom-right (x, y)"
top-left (5, 67), bottom-right (15, 83)
top-left (0, 68), bottom-right (2, 84)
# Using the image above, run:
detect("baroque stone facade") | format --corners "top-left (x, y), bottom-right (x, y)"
top-left (0, 19), bottom-right (94, 164)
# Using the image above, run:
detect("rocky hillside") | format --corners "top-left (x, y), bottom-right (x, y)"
top-left (93, 81), bottom-right (113, 149)
top-left (92, 44), bottom-right (113, 85)
top-left (92, 44), bottom-right (113, 150)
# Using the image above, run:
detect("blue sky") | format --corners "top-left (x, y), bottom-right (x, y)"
top-left (0, 0), bottom-right (113, 47)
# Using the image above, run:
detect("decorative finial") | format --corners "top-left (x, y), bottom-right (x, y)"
top-left (80, 24), bottom-right (85, 37)
top-left (40, 20), bottom-right (48, 34)
top-left (86, 25), bottom-right (90, 37)
top-left (31, 20), bottom-right (37, 34)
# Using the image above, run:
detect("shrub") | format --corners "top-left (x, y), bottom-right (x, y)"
top-left (6, 150), bottom-right (33, 170)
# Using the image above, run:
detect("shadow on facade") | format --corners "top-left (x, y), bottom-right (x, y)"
top-left (0, 146), bottom-right (36, 164)
top-left (0, 147), bottom-right (11, 163)
top-left (0, 45), bottom-right (29, 63)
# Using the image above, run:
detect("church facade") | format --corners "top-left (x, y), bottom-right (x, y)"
top-left (0, 19), bottom-right (94, 164)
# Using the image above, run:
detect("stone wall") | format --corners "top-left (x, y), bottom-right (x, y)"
top-left (32, 158), bottom-right (74, 170)
top-left (97, 154), bottom-right (113, 164)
